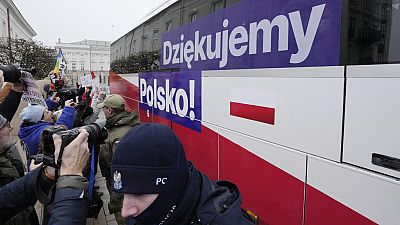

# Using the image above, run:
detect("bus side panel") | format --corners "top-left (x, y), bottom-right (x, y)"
top-left (202, 67), bottom-right (344, 162)
top-left (172, 122), bottom-right (219, 180)
top-left (344, 64), bottom-right (400, 178)
top-left (306, 155), bottom-right (400, 225)
top-left (109, 72), bottom-right (140, 112)
top-left (216, 127), bottom-right (307, 225)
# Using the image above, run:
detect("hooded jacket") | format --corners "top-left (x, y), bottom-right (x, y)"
top-left (100, 110), bottom-right (139, 169)
top-left (126, 164), bottom-right (254, 225)
top-left (18, 106), bottom-right (76, 156)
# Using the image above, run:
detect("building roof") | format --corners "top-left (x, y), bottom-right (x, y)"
top-left (111, 0), bottom-right (178, 45)
top-left (3, 0), bottom-right (36, 37)
top-left (57, 39), bottom-right (110, 46)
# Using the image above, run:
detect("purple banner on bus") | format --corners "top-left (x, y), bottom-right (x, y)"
top-left (139, 71), bottom-right (202, 132)
top-left (161, 0), bottom-right (341, 71)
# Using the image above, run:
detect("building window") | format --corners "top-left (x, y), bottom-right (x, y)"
top-left (349, 17), bottom-right (356, 38)
top-left (2, 21), bottom-right (6, 37)
top-left (72, 62), bottom-right (76, 71)
top-left (350, 0), bottom-right (358, 6)
top-left (211, 0), bottom-right (223, 13)
top-left (142, 36), bottom-right (148, 51)
top-left (80, 62), bottom-right (85, 70)
top-left (101, 66), bottom-right (104, 70)
top-left (152, 30), bottom-right (159, 50)
top-left (189, 11), bottom-right (198, 22)
top-left (165, 21), bottom-right (172, 31)
top-left (132, 40), bottom-right (136, 53)
top-left (364, 0), bottom-right (371, 11)
top-left (381, 23), bottom-right (387, 37)
top-left (347, 44), bottom-right (352, 60)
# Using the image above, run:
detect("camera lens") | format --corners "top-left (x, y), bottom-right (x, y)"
top-left (81, 121), bottom-right (107, 145)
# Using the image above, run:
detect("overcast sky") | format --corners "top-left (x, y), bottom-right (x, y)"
top-left (13, 0), bottom-right (168, 47)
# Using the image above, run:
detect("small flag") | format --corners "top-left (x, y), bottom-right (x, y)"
top-left (54, 48), bottom-right (66, 76)
top-left (91, 71), bottom-right (95, 79)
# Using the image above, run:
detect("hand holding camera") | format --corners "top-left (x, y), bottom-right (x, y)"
top-left (53, 129), bottom-right (89, 176)
top-left (50, 92), bottom-right (60, 103)
top-left (64, 99), bottom-right (75, 107)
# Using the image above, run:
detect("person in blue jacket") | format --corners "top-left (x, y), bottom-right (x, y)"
top-left (111, 124), bottom-right (257, 225)
top-left (18, 99), bottom-right (76, 159)
top-left (0, 129), bottom-right (91, 225)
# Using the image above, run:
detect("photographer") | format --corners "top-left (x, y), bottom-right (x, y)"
top-left (1, 65), bottom-right (39, 225)
top-left (0, 129), bottom-right (90, 225)
top-left (18, 99), bottom-right (76, 162)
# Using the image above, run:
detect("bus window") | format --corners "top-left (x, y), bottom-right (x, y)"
top-left (345, 0), bottom-right (400, 64)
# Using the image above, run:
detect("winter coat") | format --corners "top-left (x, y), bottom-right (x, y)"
top-left (0, 152), bottom-right (39, 225)
top-left (0, 167), bottom-right (88, 225)
top-left (99, 110), bottom-right (139, 225)
top-left (99, 110), bottom-right (139, 169)
top-left (126, 164), bottom-right (256, 225)
top-left (18, 106), bottom-right (76, 156)
top-left (173, 164), bottom-right (254, 225)
top-left (45, 97), bottom-right (59, 112)
top-left (0, 89), bottom-right (22, 121)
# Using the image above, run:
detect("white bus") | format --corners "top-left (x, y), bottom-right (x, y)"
top-left (110, 0), bottom-right (400, 224)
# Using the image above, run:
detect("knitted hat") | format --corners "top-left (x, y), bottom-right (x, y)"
top-left (112, 123), bottom-right (189, 194)
top-left (0, 114), bottom-right (7, 128)
top-left (97, 94), bottom-right (125, 109)
top-left (20, 105), bottom-right (46, 123)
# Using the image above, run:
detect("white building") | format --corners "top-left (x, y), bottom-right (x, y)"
top-left (0, 0), bottom-right (36, 40)
top-left (55, 39), bottom-right (110, 86)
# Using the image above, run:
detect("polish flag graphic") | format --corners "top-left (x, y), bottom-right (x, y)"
top-left (230, 89), bottom-right (276, 125)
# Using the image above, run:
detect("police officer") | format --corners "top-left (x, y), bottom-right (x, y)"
top-left (111, 124), bottom-right (256, 225)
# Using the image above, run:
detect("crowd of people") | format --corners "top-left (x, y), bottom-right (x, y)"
top-left (0, 65), bottom-right (257, 225)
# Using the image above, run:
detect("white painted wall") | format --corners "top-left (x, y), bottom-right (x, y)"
top-left (0, 0), bottom-right (36, 40)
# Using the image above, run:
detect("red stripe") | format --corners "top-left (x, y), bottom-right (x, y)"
top-left (230, 102), bottom-right (275, 125)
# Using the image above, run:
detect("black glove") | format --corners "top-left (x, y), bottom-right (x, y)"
top-left (0, 64), bottom-right (21, 83)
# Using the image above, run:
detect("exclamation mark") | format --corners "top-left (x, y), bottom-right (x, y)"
top-left (189, 80), bottom-right (195, 121)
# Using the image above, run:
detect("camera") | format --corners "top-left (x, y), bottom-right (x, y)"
top-left (34, 122), bottom-right (107, 219)
top-left (56, 89), bottom-right (76, 108)
top-left (0, 64), bottom-right (21, 83)
top-left (38, 121), bottom-right (107, 167)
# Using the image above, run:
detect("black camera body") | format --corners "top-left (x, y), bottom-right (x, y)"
top-left (0, 64), bottom-right (21, 83)
top-left (47, 88), bottom-right (76, 108)
top-left (35, 122), bottom-right (107, 219)
top-left (37, 122), bottom-right (107, 167)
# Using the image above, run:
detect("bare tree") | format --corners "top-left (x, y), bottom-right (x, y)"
top-left (0, 38), bottom-right (56, 79)
top-left (110, 50), bottom-right (160, 74)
